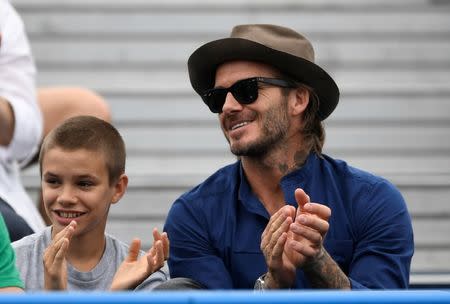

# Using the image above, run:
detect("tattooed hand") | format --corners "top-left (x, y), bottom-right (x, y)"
top-left (288, 188), bottom-right (330, 267)
top-left (289, 188), bottom-right (350, 289)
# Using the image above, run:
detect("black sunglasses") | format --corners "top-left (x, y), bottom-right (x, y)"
top-left (201, 77), bottom-right (297, 113)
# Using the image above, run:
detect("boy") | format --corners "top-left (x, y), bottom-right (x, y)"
top-left (12, 115), bottom-right (168, 291)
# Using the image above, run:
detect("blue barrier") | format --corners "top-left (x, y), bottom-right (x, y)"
top-left (1, 290), bottom-right (450, 304)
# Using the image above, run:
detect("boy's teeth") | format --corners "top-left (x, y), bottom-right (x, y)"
top-left (59, 211), bottom-right (83, 218)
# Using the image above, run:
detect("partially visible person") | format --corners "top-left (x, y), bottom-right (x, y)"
top-left (13, 116), bottom-right (168, 291)
top-left (1, 0), bottom-right (112, 240)
top-left (0, 0), bottom-right (45, 240)
top-left (37, 87), bottom-right (111, 140)
top-left (0, 214), bottom-right (23, 292)
top-left (164, 24), bottom-right (414, 289)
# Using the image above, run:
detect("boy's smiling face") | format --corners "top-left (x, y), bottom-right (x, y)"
top-left (41, 147), bottom-right (127, 237)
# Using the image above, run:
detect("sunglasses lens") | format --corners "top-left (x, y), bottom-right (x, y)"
top-left (231, 79), bottom-right (258, 105)
top-left (201, 78), bottom-right (260, 113)
top-left (202, 89), bottom-right (227, 113)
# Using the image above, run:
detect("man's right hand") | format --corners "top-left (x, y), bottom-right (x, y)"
top-left (260, 205), bottom-right (298, 288)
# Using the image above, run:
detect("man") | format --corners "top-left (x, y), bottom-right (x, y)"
top-left (164, 24), bottom-right (414, 290)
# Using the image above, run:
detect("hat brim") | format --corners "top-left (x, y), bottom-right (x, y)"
top-left (188, 38), bottom-right (339, 120)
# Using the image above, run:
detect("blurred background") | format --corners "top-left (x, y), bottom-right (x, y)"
top-left (14, 0), bottom-right (450, 288)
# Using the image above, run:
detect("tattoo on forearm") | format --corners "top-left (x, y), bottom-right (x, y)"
top-left (303, 250), bottom-right (351, 289)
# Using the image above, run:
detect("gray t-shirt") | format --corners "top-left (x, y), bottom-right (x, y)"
top-left (12, 226), bottom-right (168, 291)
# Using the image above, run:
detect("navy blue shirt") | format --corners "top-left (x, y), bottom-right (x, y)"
top-left (164, 153), bottom-right (414, 289)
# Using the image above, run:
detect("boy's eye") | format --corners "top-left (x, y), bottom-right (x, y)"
top-left (44, 178), bottom-right (59, 185)
top-left (78, 181), bottom-right (93, 188)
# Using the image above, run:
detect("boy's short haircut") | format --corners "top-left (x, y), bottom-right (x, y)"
top-left (39, 115), bottom-right (126, 185)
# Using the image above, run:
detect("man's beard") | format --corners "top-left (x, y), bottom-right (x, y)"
top-left (226, 98), bottom-right (290, 158)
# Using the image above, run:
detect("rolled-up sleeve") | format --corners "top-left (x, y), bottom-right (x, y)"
top-left (0, 1), bottom-right (42, 166)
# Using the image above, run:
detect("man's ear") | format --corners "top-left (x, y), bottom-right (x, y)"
top-left (291, 87), bottom-right (310, 116)
top-left (111, 173), bottom-right (128, 204)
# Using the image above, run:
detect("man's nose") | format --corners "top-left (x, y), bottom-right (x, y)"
top-left (221, 92), bottom-right (244, 114)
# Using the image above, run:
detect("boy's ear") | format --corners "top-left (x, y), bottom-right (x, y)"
top-left (111, 174), bottom-right (128, 204)
top-left (290, 87), bottom-right (309, 116)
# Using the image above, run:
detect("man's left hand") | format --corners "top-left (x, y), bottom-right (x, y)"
top-left (288, 188), bottom-right (331, 267)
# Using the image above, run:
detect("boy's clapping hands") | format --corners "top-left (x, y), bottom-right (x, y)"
top-left (110, 228), bottom-right (169, 291)
top-left (43, 223), bottom-right (168, 291)
top-left (43, 221), bottom-right (77, 290)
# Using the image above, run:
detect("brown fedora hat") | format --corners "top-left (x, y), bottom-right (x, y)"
top-left (188, 24), bottom-right (339, 120)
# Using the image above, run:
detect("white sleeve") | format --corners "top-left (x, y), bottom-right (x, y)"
top-left (0, 0), bottom-right (43, 167)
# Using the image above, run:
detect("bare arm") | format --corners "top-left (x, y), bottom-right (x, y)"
top-left (0, 286), bottom-right (23, 292)
top-left (0, 96), bottom-right (15, 146)
top-left (302, 248), bottom-right (350, 289)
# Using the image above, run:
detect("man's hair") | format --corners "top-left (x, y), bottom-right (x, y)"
top-left (39, 115), bottom-right (126, 185)
top-left (298, 84), bottom-right (325, 155)
top-left (280, 76), bottom-right (325, 155)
